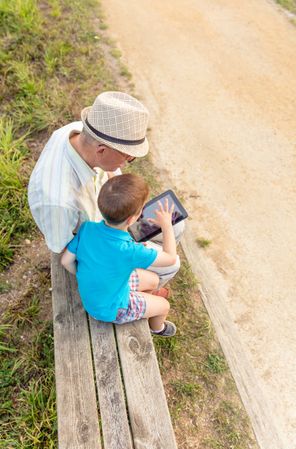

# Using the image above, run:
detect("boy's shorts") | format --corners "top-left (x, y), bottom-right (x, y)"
top-left (112, 270), bottom-right (146, 324)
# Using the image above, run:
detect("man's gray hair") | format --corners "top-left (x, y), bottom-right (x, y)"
top-left (81, 127), bottom-right (100, 147)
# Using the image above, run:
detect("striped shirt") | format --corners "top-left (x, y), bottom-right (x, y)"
top-left (28, 121), bottom-right (108, 253)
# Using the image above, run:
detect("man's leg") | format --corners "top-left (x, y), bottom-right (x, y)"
top-left (150, 220), bottom-right (185, 246)
top-left (145, 221), bottom-right (184, 287)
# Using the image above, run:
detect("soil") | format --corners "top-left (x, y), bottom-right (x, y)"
top-left (100, 1), bottom-right (296, 448)
top-left (0, 236), bottom-right (51, 321)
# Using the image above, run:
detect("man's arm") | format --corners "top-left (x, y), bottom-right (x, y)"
top-left (61, 250), bottom-right (77, 274)
top-left (30, 204), bottom-right (79, 253)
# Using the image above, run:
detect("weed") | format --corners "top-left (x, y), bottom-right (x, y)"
top-left (171, 260), bottom-right (198, 297)
top-left (0, 0), bottom-right (42, 35)
top-left (202, 438), bottom-right (224, 448)
top-left (153, 335), bottom-right (180, 368)
top-left (48, 0), bottom-right (61, 18)
top-left (120, 65), bottom-right (132, 80)
top-left (0, 309), bottom-right (56, 447)
top-left (0, 118), bottom-right (32, 269)
top-left (276, 0), bottom-right (296, 13)
top-left (212, 400), bottom-right (252, 447)
top-left (0, 281), bottom-right (11, 293)
top-left (206, 353), bottom-right (228, 374)
top-left (170, 380), bottom-right (201, 398)
top-left (196, 237), bottom-right (212, 248)
top-left (110, 48), bottom-right (122, 59)
top-left (4, 295), bottom-right (40, 327)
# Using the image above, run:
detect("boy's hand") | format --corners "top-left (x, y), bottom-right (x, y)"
top-left (147, 199), bottom-right (174, 229)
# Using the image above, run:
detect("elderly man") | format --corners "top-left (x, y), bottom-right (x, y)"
top-left (28, 91), bottom-right (182, 285)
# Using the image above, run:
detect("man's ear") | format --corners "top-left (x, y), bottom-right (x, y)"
top-left (96, 144), bottom-right (105, 155)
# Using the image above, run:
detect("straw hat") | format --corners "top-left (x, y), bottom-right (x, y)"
top-left (81, 91), bottom-right (149, 157)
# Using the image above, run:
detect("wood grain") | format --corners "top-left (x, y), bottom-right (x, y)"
top-left (115, 319), bottom-right (178, 449)
top-left (89, 318), bottom-right (133, 449)
top-left (51, 253), bottom-right (101, 449)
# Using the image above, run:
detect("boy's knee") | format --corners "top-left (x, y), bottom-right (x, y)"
top-left (164, 298), bottom-right (170, 314)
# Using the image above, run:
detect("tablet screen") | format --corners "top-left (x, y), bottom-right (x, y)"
top-left (128, 190), bottom-right (188, 242)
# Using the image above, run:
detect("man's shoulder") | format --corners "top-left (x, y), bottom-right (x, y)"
top-left (53, 121), bottom-right (83, 137)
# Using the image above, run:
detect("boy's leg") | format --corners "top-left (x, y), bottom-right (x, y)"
top-left (136, 268), bottom-right (159, 292)
top-left (112, 289), bottom-right (176, 337)
top-left (141, 292), bottom-right (170, 332)
top-left (112, 290), bottom-right (168, 330)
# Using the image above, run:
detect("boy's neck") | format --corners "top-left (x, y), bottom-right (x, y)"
top-left (104, 220), bottom-right (128, 232)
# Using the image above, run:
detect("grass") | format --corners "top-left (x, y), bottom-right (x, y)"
top-left (152, 257), bottom-right (256, 447)
top-left (0, 0), bottom-right (118, 270)
top-left (0, 118), bottom-right (32, 269)
top-left (0, 281), bottom-right (11, 293)
top-left (276, 0), bottom-right (296, 14)
top-left (196, 237), bottom-right (212, 248)
top-left (0, 266), bottom-right (56, 448)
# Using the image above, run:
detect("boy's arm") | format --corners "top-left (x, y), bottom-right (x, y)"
top-left (149, 199), bottom-right (177, 267)
top-left (150, 230), bottom-right (177, 266)
top-left (61, 249), bottom-right (77, 275)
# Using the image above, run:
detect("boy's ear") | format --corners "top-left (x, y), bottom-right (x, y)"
top-left (126, 215), bottom-right (135, 226)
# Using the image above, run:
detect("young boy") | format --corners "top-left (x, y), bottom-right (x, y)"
top-left (61, 173), bottom-right (177, 337)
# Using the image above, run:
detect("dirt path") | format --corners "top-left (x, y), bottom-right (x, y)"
top-left (101, 0), bottom-right (296, 447)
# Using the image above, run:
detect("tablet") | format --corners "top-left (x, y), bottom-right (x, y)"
top-left (128, 189), bottom-right (188, 242)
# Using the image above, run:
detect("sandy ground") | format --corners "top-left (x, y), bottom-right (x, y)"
top-left (101, 0), bottom-right (296, 447)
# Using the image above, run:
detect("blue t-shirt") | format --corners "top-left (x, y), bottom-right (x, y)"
top-left (67, 220), bottom-right (158, 321)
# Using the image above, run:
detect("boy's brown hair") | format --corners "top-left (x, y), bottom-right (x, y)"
top-left (98, 173), bottom-right (149, 224)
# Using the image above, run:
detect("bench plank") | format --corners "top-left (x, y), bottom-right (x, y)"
top-left (115, 320), bottom-right (178, 449)
top-left (51, 254), bottom-right (102, 449)
top-left (89, 319), bottom-right (133, 449)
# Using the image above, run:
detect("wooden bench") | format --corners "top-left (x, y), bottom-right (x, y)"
top-left (51, 253), bottom-right (178, 449)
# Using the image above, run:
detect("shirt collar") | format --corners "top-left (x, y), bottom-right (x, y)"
top-left (99, 220), bottom-right (133, 241)
top-left (66, 130), bottom-right (96, 186)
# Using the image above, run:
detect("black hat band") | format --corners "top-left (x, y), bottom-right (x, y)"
top-left (85, 118), bottom-right (145, 146)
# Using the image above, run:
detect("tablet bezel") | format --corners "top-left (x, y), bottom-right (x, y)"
top-left (128, 189), bottom-right (188, 242)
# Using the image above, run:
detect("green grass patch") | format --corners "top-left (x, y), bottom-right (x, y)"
top-left (196, 237), bottom-right (212, 248)
top-left (206, 353), bottom-right (228, 374)
top-left (0, 118), bottom-right (32, 269)
top-left (0, 259), bottom-right (54, 446)
top-left (0, 288), bottom-right (56, 447)
top-left (0, 280), bottom-right (11, 293)
top-left (276, 0), bottom-right (296, 14)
